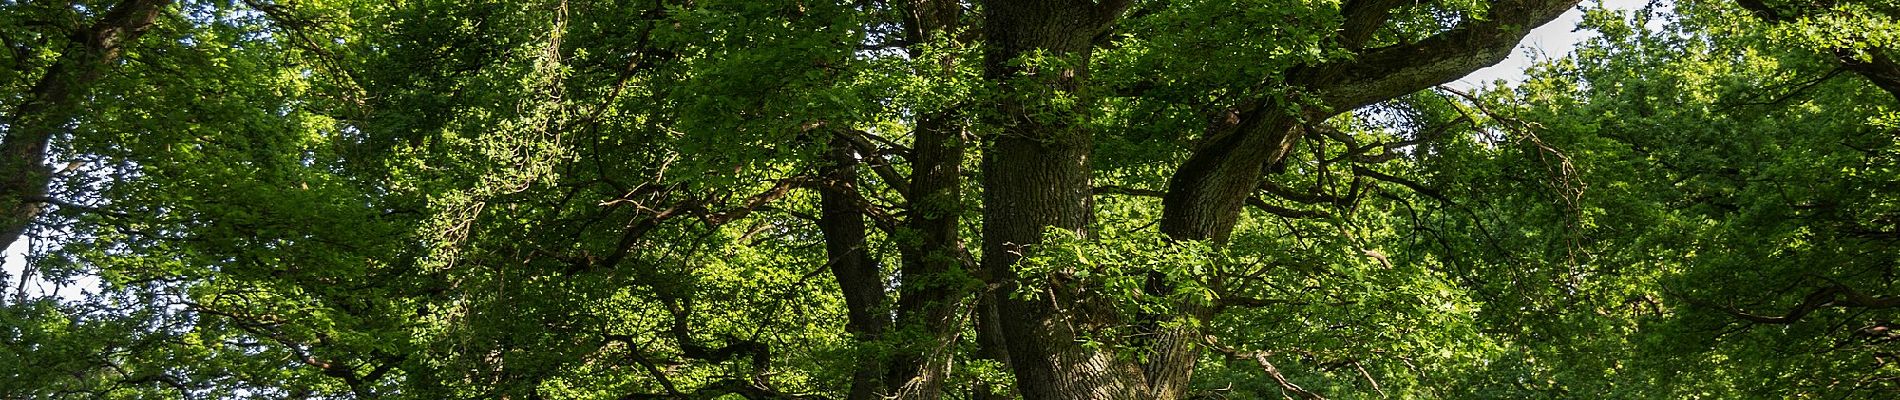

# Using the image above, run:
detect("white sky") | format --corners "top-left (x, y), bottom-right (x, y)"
top-left (4, 239), bottom-right (92, 300)
top-left (1454, 0), bottom-right (1663, 89)
top-left (2, 0), bottom-right (1661, 301)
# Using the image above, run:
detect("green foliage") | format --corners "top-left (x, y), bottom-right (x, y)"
top-left (1405, 1), bottom-right (1900, 396)
top-left (5, 0), bottom-right (1898, 398)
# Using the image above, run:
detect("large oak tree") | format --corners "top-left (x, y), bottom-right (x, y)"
top-left (11, 0), bottom-right (1896, 398)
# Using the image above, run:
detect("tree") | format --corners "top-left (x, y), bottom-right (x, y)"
top-left (1409, 0), bottom-right (1900, 396)
top-left (33, 0), bottom-right (1898, 399)
top-left (1, 0), bottom-right (171, 250)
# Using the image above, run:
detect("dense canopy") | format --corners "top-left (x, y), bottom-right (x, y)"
top-left (2, 0), bottom-right (1897, 398)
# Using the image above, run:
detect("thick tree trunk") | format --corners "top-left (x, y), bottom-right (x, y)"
top-left (886, 1), bottom-right (967, 398)
top-left (986, 132), bottom-right (1151, 400)
top-left (819, 139), bottom-right (894, 400)
top-left (971, 292), bottom-right (1012, 400)
top-left (1160, 107), bottom-right (1305, 243)
top-left (1146, 103), bottom-right (1305, 400)
top-left (977, 1), bottom-right (1143, 399)
top-left (0, 0), bottom-right (172, 248)
top-left (888, 111), bottom-right (964, 399)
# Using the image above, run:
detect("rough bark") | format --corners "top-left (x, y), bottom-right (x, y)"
top-left (971, 293), bottom-right (1012, 400)
top-left (1144, 104), bottom-right (1303, 399)
top-left (1318, 0), bottom-right (1588, 110)
top-left (977, 1), bottom-right (1143, 399)
top-left (819, 140), bottom-right (894, 400)
top-left (1, 0), bottom-right (173, 249)
top-left (886, 1), bottom-right (967, 398)
top-left (1160, 106), bottom-right (1305, 244)
top-left (887, 112), bottom-right (965, 400)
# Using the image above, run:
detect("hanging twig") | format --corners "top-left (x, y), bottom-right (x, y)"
top-left (1203, 335), bottom-right (1329, 400)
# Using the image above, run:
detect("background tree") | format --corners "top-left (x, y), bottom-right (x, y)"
top-left (1408, 0), bottom-right (1900, 396)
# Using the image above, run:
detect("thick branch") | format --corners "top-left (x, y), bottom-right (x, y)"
top-left (1350, 165), bottom-right (1452, 204)
top-left (818, 139), bottom-right (893, 400)
top-left (833, 129), bottom-right (911, 200)
top-left (1834, 49), bottom-right (1900, 100)
top-left (1203, 336), bottom-right (1328, 400)
top-left (1319, 0), bottom-right (1584, 110)
top-left (1337, 0), bottom-right (1411, 50)
top-left (1711, 281), bottom-right (1900, 325)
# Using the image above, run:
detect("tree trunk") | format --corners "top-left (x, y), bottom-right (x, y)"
top-left (971, 292), bottom-right (1012, 400)
top-left (977, 1), bottom-right (1143, 399)
top-left (889, 114), bottom-right (966, 398)
top-left (819, 139), bottom-right (894, 400)
top-left (886, 1), bottom-right (967, 398)
top-left (1160, 106), bottom-right (1305, 244)
top-left (1, 0), bottom-right (172, 248)
top-left (1147, 102), bottom-right (1305, 400)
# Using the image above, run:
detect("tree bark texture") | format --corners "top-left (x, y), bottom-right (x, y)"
top-left (971, 292), bottom-right (1013, 400)
top-left (978, 1), bottom-right (1143, 399)
top-left (888, 1), bottom-right (968, 398)
top-left (819, 139), bottom-right (894, 400)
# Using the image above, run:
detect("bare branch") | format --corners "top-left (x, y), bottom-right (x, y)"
top-left (1246, 197), bottom-right (1332, 219)
top-left (1695, 280), bottom-right (1900, 325)
top-left (1350, 165), bottom-right (1452, 205)
top-left (1203, 336), bottom-right (1329, 400)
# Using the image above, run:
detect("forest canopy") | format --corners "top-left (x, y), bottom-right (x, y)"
top-left (2, 0), bottom-right (1897, 398)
